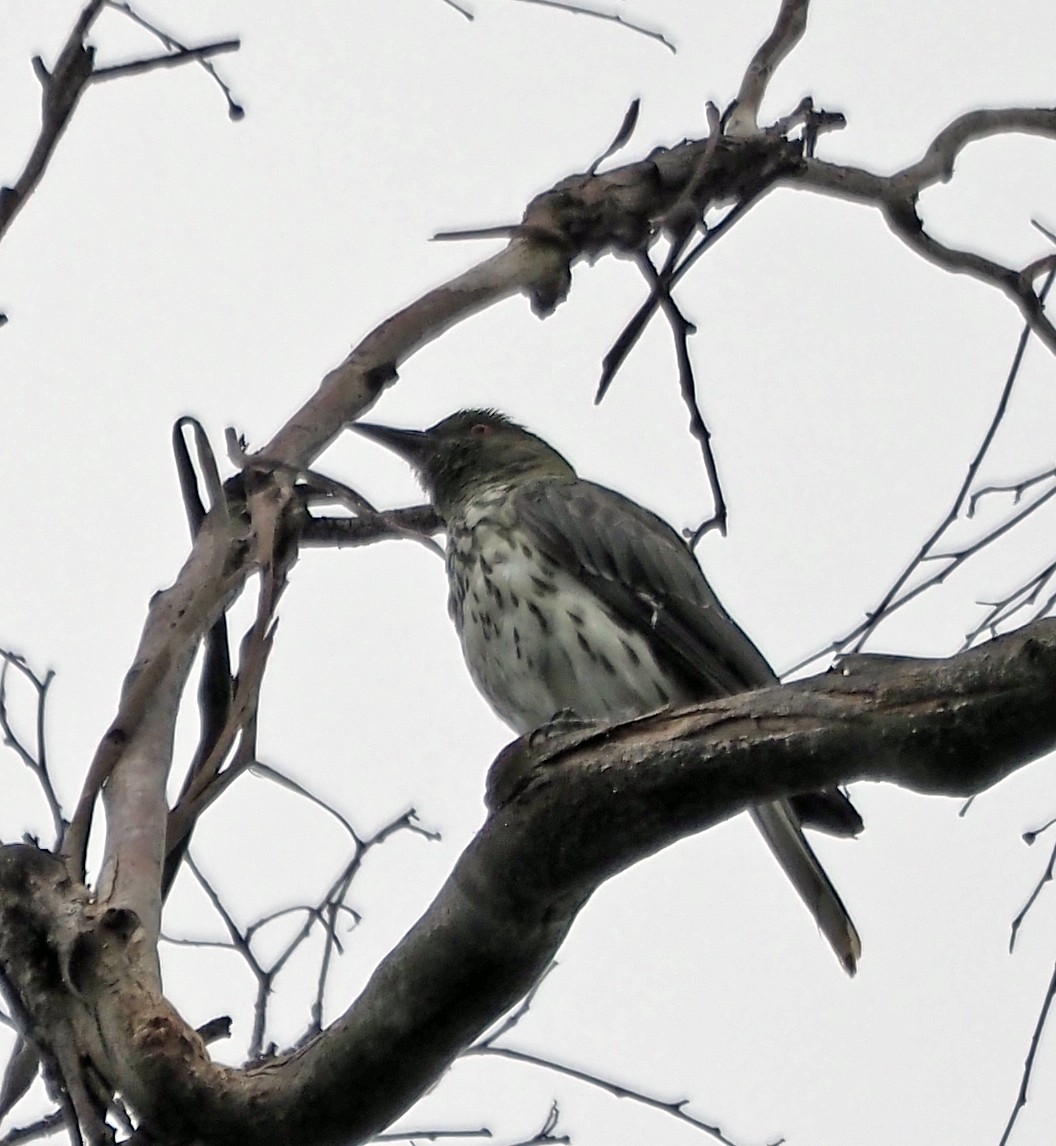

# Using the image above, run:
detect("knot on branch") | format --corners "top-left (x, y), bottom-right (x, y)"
top-left (520, 135), bottom-right (801, 275)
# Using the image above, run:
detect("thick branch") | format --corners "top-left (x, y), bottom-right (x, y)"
top-left (3, 621), bottom-right (1054, 1145)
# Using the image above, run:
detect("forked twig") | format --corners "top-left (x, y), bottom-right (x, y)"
top-left (0, 652), bottom-right (64, 845)
top-left (788, 261), bottom-right (1056, 675)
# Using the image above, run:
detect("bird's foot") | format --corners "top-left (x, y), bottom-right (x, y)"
top-left (528, 708), bottom-right (600, 746)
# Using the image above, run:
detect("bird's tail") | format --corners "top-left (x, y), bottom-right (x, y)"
top-left (750, 800), bottom-right (861, 975)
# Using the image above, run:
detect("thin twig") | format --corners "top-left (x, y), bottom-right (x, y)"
top-left (999, 958), bottom-right (1056, 1146)
top-left (510, 0), bottom-right (675, 53)
top-left (103, 0), bottom-right (243, 117)
top-left (969, 465), bottom-right (1056, 515)
top-left (172, 811), bottom-right (435, 1055)
top-left (90, 39), bottom-right (239, 82)
top-left (0, 2), bottom-right (243, 251)
top-left (476, 963), bottom-right (557, 1047)
top-left (0, 0), bottom-right (105, 244)
top-left (597, 192), bottom-right (765, 401)
top-left (308, 812), bottom-right (439, 1035)
top-left (373, 1130), bottom-right (491, 1142)
top-left (468, 966), bottom-right (741, 1144)
top-left (1010, 836), bottom-right (1056, 952)
top-left (787, 263), bottom-right (1056, 675)
top-left (504, 1102), bottom-right (568, 1146)
top-left (436, 0), bottom-right (474, 17)
top-left (186, 853), bottom-right (272, 1059)
top-left (463, 1045), bottom-right (746, 1146)
top-left (964, 557), bottom-right (1056, 648)
top-left (248, 763), bottom-right (361, 843)
top-left (632, 252), bottom-right (728, 541)
top-left (0, 652), bottom-right (64, 846)
top-left (588, 98), bottom-right (641, 176)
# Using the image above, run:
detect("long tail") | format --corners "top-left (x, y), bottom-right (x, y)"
top-left (750, 800), bottom-right (861, 975)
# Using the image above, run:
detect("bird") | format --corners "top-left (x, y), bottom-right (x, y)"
top-left (354, 408), bottom-right (862, 973)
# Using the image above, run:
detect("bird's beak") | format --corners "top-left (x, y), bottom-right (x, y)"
top-left (352, 421), bottom-right (432, 466)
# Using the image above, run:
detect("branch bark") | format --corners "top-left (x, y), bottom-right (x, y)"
top-left (2, 622), bottom-right (1055, 1144)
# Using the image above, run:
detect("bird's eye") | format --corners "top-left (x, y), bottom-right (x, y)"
top-left (470, 423), bottom-right (491, 437)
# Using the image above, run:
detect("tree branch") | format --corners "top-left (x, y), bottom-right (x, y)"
top-left (790, 106), bottom-right (1056, 353)
top-left (0, 4), bottom-right (241, 250)
top-left (3, 621), bottom-right (1056, 1144)
top-left (726, 0), bottom-right (808, 136)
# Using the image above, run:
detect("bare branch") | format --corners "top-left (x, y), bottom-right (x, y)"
top-left (999, 957), bottom-right (1056, 1146)
top-left (0, 1), bottom-right (104, 244)
top-left (0, 4), bottom-right (243, 250)
top-left (510, 0), bottom-right (675, 53)
top-left (90, 39), bottom-right (239, 82)
top-left (1010, 835), bottom-right (1056, 952)
top-left (297, 504), bottom-right (444, 550)
top-left (163, 420), bottom-right (234, 899)
top-left (787, 264), bottom-right (1056, 674)
top-left (726, 0), bottom-right (809, 136)
top-left (504, 1103), bottom-right (569, 1146)
top-left (791, 109), bottom-right (1056, 353)
top-left (436, 0), bottom-right (475, 19)
top-left (631, 252), bottom-right (728, 541)
top-left (964, 556), bottom-right (1056, 648)
top-left (895, 107), bottom-right (1056, 194)
top-left (102, 0), bottom-right (243, 118)
top-left (464, 1044), bottom-right (744, 1146)
top-left (247, 763), bottom-right (361, 843)
top-left (373, 1130), bottom-right (491, 1143)
top-left (587, 98), bottom-right (641, 176)
top-left (185, 854), bottom-right (272, 1061)
top-left (4, 622), bottom-right (1056, 1143)
top-left (0, 652), bottom-right (63, 846)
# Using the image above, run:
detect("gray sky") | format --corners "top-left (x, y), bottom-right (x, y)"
top-left (3, 2), bottom-right (1056, 1143)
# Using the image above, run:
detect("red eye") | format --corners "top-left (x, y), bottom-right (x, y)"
top-left (470, 423), bottom-right (491, 437)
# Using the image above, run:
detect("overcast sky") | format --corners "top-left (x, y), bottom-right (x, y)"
top-left (3, 2), bottom-right (1056, 1144)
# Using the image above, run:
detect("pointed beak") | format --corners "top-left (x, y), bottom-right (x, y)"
top-left (352, 421), bottom-right (432, 466)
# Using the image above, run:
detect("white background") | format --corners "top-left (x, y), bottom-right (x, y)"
top-left (3, 2), bottom-right (1056, 1143)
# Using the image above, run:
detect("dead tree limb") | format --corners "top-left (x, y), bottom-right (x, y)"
top-left (1, 623), bottom-right (1055, 1144)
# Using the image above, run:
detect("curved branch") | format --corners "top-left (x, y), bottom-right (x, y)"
top-left (895, 107), bottom-right (1056, 192)
top-left (790, 106), bottom-right (1056, 353)
top-left (4, 620), bottom-right (1056, 1144)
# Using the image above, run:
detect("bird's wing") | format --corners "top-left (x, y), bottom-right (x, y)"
top-left (512, 478), bottom-right (777, 695)
top-left (513, 476), bottom-right (861, 974)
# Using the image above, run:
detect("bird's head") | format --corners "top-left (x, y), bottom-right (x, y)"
top-left (353, 409), bottom-right (575, 517)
